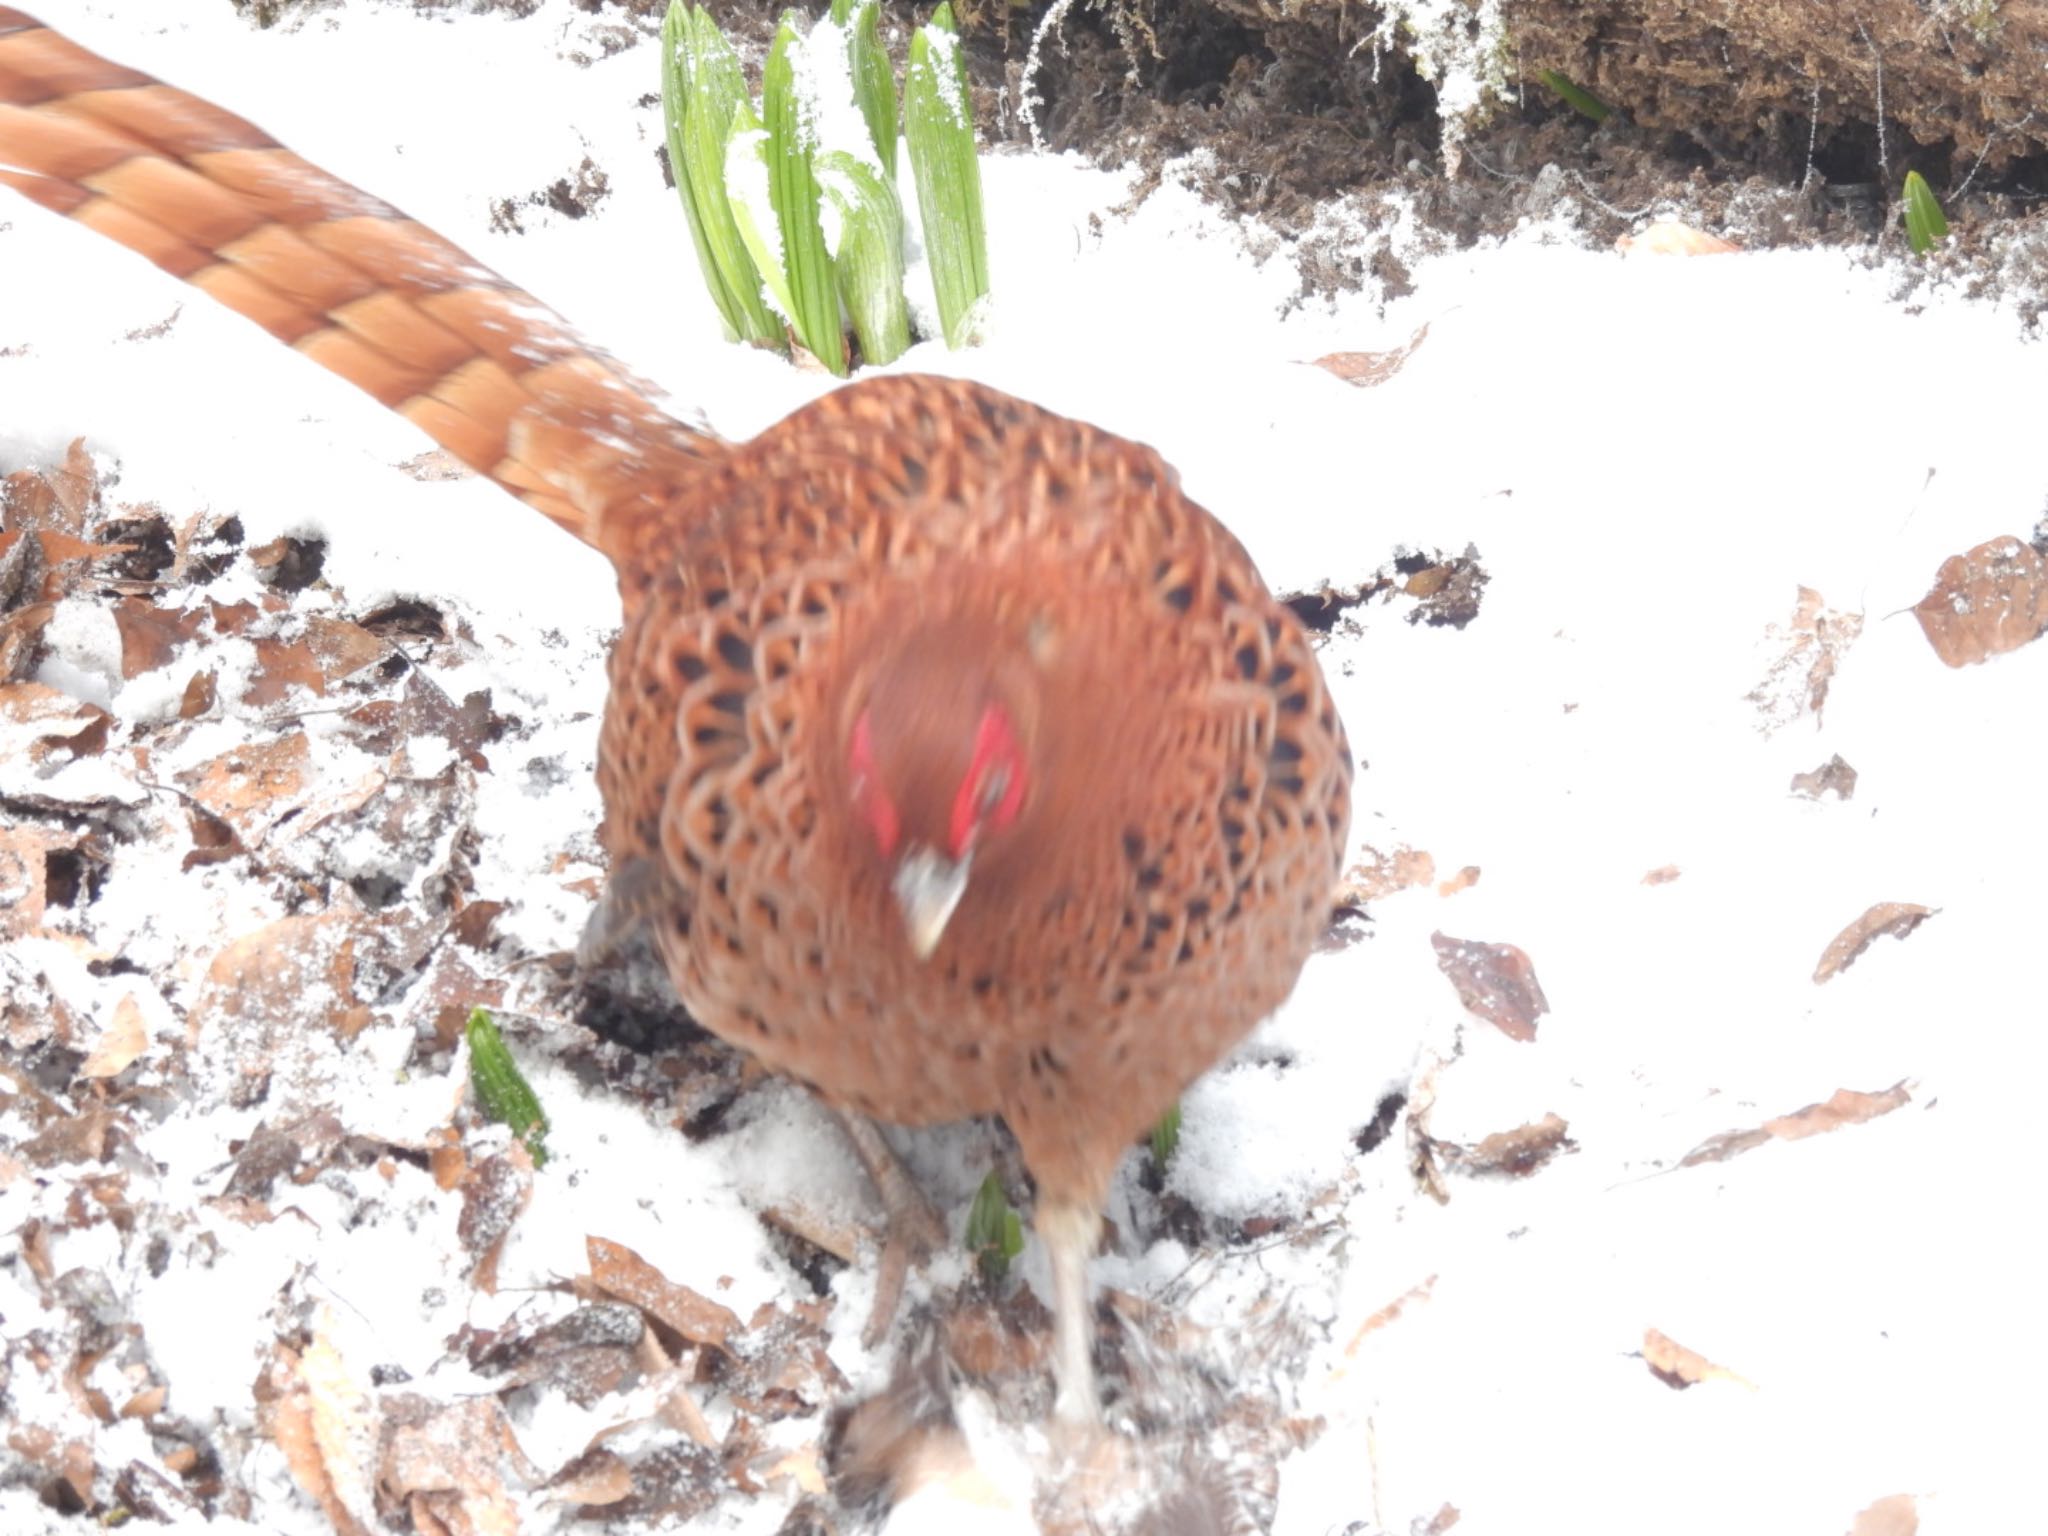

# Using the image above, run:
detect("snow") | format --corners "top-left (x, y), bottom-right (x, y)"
top-left (4, 1), bottom-right (2045, 1534)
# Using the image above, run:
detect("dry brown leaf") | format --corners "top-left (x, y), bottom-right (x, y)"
top-left (181, 733), bottom-right (313, 844)
top-left (1340, 1274), bottom-right (1438, 1360)
top-left (653, 1367), bottom-right (718, 1447)
top-left (430, 1136), bottom-right (469, 1193)
top-left (236, 616), bottom-right (387, 707)
top-left (1436, 865), bottom-right (1480, 896)
top-left (545, 1449), bottom-right (634, 1507)
top-left (4, 1425), bottom-right (97, 1510)
top-left (306, 614), bottom-right (386, 682)
top-left (19, 1101), bottom-right (113, 1168)
top-left (1641, 864), bottom-right (1681, 885)
top-left (243, 635), bottom-right (325, 706)
top-left (111, 597), bottom-right (209, 680)
top-left (380, 1396), bottom-right (530, 1536)
top-left (1764, 1082), bottom-right (1913, 1141)
top-left (1913, 535), bottom-right (2047, 667)
top-left (1430, 932), bottom-right (1550, 1042)
top-left (181, 804), bottom-right (245, 871)
top-left (1453, 1112), bottom-right (1573, 1177)
top-left (403, 941), bottom-right (508, 1049)
top-left (2, 439), bottom-right (98, 538)
top-left (1681, 1081), bottom-right (1911, 1166)
top-left (1813, 902), bottom-right (1934, 983)
top-left (1339, 846), bottom-right (1436, 904)
top-left (1307, 321), bottom-right (1432, 388)
top-left (1, 682), bottom-right (107, 757)
top-left (1848, 1493), bottom-right (1919, 1536)
top-left (1616, 221), bottom-right (1742, 254)
top-left (120, 1384), bottom-right (168, 1420)
top-left (48, 438), bottom-right (99, 530)
top-left (260, 1341), bottom-right (374, 1536)
top-left (1642, 1327), bottom-right (1755, 1390)
top-left (0, 600), bottom-right (54, 683)
top-left (78, 994), bottom-right (148, 1079)
top-left (759, 1202), bottom-right (862, 1266)
top-left (458, 1146), bottom-right (534, 1292)
top-left (0, 824), bottom-right (67, 939)
top-left (1747, 586), bottom-right (1862, 733)
top-left (756, 1444), bottom-right (829, 1498)
top-left (207, 597), bottom-right (260, 635)
top-left (0, 521), bottom-right (42, 611)
top-left (190, 911), bottom-right (370, 1057)
top-left (30, 527), bottom-right (129, 568)
top-left (1791, 754), bottom-right (1859, 801)
top-left (28, 704), bottom-right (111, 767)
top-left (179, 670), bottom-right (217, 719)
top-left (587, 1236), bottom-right (742, 1353)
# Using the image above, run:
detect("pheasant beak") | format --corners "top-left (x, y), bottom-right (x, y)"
top-left (892, 846), bottom-right (971, 960)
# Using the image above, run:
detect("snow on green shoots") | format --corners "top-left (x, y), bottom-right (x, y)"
top-left (906, 5), bottom-right (989, 348)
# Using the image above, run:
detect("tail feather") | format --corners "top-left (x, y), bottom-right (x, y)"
top-left (0, 7), bottom-right (719, 553)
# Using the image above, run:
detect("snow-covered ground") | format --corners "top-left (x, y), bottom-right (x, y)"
top-left (3, 3), bottom-right (2044, 1534)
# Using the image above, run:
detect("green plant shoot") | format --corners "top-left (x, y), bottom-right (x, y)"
top-left (466, 1008), bottom-right (549, 1168)
top-left (724, 96), bottom-right (798, 332)
top-left (661, 2), bottom-right (778, 344)
top-left (1150, 1102), bottom-right (1182, 1169)
top-left (906, 4), bottom-right (989, 348)
top-left (831, 0), bottom-right (899, 177)
top-left (763, 13), bottom-right (848, 374)
top-left (819, 151), bottom-right (911, 365)
top-left (966, 1171), bottom-right (1025, 1283)
top-left (1903, 170), bottom-right (1949, 255)
top-left (1538, 68), bottom-right (1611, 123)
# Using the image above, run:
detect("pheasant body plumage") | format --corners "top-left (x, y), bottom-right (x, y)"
top-left (600, 374), bottom-right (1350, 1208)
top-left (0, 8), bottom-right (1352, 1424)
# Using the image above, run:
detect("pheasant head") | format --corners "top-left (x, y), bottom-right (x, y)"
top-left (844, 616), bottom-right (1039, 959)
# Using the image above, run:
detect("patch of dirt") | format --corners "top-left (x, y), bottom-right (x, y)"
top-left (939, 0), bottom-right (2048, 314)
top-left (489, 155), bottom-right (614, 234)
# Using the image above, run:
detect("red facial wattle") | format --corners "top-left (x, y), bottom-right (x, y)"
top-left (949, 704), bottom-right (1026, 860)
top-left (848, 710), bottom-right (900, 858)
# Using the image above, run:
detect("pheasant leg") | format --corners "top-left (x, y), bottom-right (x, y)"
top-left (1037, 1200), bottom-right (1103, 1425)
top-left (831, 1108), bottom-right (948, 1348)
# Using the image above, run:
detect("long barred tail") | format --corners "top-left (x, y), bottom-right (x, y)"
top-left (0, 8), bottom-right (718, 551)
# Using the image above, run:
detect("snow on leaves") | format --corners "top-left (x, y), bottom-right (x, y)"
top-left (1746, 585), bottom-right (1862, 734)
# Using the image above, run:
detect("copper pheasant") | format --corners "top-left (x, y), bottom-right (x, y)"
top-left (0, 9), bottom-right (1353, 1423)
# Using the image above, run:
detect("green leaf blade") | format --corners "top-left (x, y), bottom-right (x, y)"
top-left (1903, 170), bottom-right (1949, 256)
top-left (1150, 1102), bottom-right (1182, 1170)
top-left (725, 98), bottom-right (797, 328)
top-left (906, 4), bottom-right (989, 349)
top-left (966, 1171), bottom-right (1025, 1283)
top-left (662, 2), bottom-right (778, 345)
top-left (819, 149), bottom-right (910, 365)
top-left (850, 0), bottom-right (899, 180)
top-left (466, 1007), bottom-right (549, 1168)
top-left (764, 13), bottom-right (848, 375)
top-left (683, 7), bottom-right (781, 343)
top-left (1538, 68), bottom-right (1611, 123)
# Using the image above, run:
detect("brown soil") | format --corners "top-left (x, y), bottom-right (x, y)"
top-left (949, 0), bottom-right (2048, 315)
